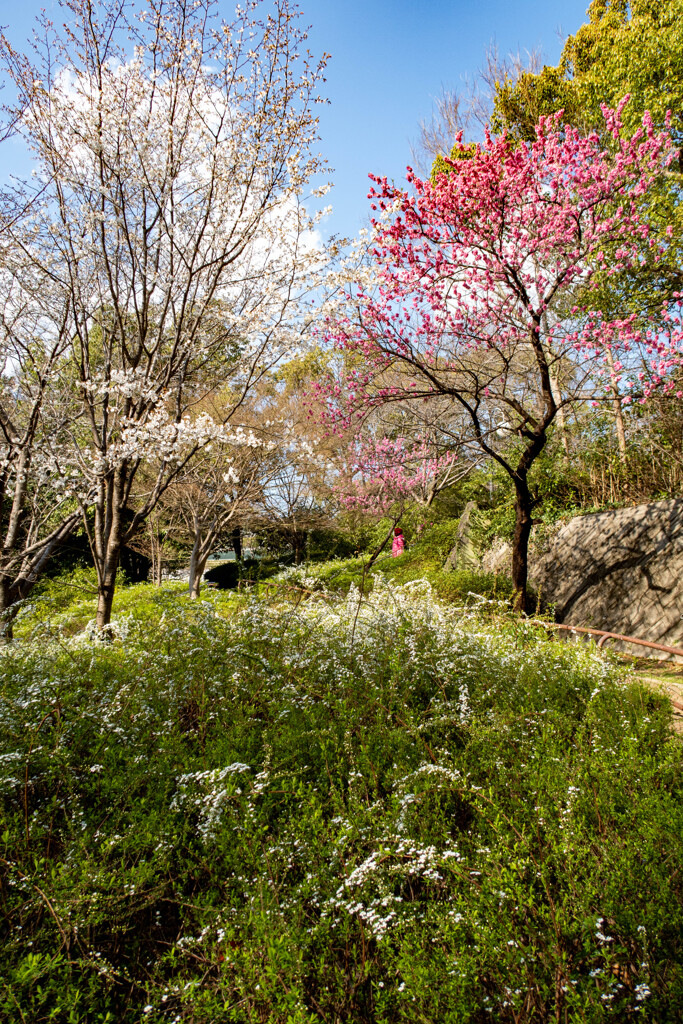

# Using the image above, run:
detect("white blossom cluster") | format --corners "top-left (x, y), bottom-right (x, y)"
top-left (0, 574), bottom-right (662, 1020)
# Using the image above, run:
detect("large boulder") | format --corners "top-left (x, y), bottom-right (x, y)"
top-left (532, 498), bottom-right (683, 648)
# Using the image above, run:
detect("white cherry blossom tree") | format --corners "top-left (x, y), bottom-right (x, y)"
top-left (157, 421), bottom-right (268, 599)
top-left (0, 0), bottom-right (330, 627)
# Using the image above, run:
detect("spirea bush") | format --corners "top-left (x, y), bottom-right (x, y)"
top-left (0, 580), bottom-right (681, 1022)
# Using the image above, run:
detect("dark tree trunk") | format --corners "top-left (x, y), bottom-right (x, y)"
top-left (189, 561), bottom-right (209, 600)
top-left (188, 532), bottom-right (211, 600)
top-left (93, 470), bottom-right (126, 630)
top-left (511, 476), bottom-right (534, 614)
top-left (293, 532), bottom-right (305, 564)
top-left (96, 572), bottom-right (117, 630)
top-left (0, 579), bottom-right (16, 642)
top-left (189, 533), bottom-right (202, 600)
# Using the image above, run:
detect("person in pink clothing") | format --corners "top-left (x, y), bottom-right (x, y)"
top-left (391, 526), bottom-right (405, 557)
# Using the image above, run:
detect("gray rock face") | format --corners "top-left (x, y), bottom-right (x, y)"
top-left (532, 498), bottom-right (683, 647)
top-left (443, 501), bottom-right (479, 572)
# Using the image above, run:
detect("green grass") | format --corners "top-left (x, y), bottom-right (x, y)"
top-left (0, 580), bottom-right (681, 1022)
top-left (13, 568), bottom-right (243, 639)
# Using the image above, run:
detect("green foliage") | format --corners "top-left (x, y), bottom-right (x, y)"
top-left (1, 582), bottom-right (681, 1022)
top-left (435, 567), bottom-right (515, 603)
top-left (275, 555), bottom-right (368, 594)
top-left (561, 0), bottom-right (683, 144)
top-left (306, 525), bottom-right (362, 562)
top-left (493, 0), bottom-right (683, 145)
top-left (275, 350), bottom-right (332, 393)
top-left (15, 567), bottom-right (121, 636)
top-left (491, 64), bottom-right (579, 141)
top-left (274, 519), bottom-right (516, 606)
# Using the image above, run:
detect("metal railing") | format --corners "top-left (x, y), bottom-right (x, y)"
top-left (539, 621), bottom-right (683, 713)
top-left (544, 618), bottom-right (683, 659)
top-left (546, 622), bottom-right (683, 659)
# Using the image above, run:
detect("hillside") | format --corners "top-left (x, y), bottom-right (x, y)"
top-left (1, 580), bottom-right (682, 1022)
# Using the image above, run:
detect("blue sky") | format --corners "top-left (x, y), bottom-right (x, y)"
top-left (3, 0), bottom-right (591, 239)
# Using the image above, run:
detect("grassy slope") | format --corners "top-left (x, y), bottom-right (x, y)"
top-left (0, 580), bottom-right (681, 1023)
top-left (272, 520), bottom-right (516, 608)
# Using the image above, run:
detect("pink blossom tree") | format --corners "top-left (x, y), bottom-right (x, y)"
top-left (322, 103), bottom-right (681, 609)
top-left (339, 437), bottom-right (460, 516)
top-left (335, 434), bottom-right (471, 565)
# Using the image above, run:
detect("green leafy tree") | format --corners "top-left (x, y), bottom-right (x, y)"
top-left (493, 1), bottom-right (683, 147)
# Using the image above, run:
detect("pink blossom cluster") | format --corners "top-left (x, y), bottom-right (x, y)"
top-left (319, 100), bottom-right (682, 451)
top-left (338, 436), bottom-right (456, 514)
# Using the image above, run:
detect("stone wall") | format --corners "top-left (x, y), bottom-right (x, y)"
top-left (531, 498), bottom-right (683, 649)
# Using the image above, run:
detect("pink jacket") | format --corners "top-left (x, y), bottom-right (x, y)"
top-left (392, 534), bottom-right (405, 557)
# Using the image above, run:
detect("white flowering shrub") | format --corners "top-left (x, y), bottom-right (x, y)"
top-left (0, 580), bottom-right (681, 1022)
